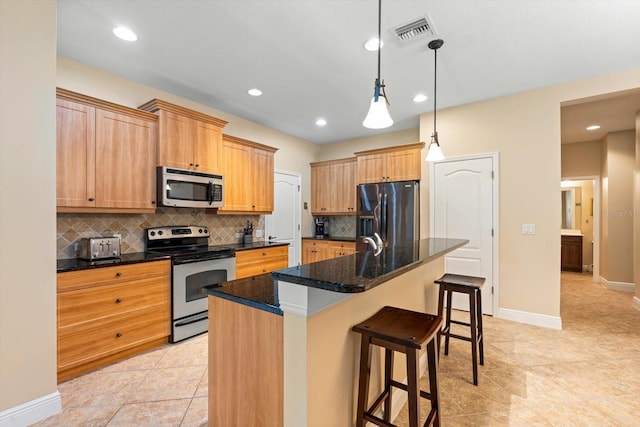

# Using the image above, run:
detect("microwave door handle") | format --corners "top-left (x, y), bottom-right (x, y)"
top-left (208, 181), bottom-right (214, 206)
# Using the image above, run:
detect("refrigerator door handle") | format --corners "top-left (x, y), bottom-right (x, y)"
top-left (381, 192), bottom-right (388, 242)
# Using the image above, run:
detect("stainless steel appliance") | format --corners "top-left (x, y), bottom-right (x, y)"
top-left (157, 166), bottom-right (224, 208)
top-left (145, 225), bottom-right (235, 342)
top-left (356, 181), bottom-right (419, 252)
top-left (78, 236), bottom-right (121, 260)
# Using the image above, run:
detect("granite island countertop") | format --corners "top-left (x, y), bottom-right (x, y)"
top-left (208, 238), bottom-right (467, 313)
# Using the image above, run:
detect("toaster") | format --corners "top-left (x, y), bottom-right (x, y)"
top-left (78, 237), bottom-right (121, 260)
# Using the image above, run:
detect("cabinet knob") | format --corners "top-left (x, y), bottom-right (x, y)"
top-left (151, 201), bottom-right (156, 205)
top-left (195, 164), bottom-right (200, 168)
top-left (115, 272), bottom-right (122, 277)
top-left (262, 252), bottom-right (266, 256)
top-left (115, 332), bottom-right (122, 338)
top-left (88, 198), bottom-right (95, 202)
top-left (189, 163), bottom-right (194, 166)
top-left (115, 298), bottom-right (122, 303)
top-left (262, 269), bottom-right (266, 273)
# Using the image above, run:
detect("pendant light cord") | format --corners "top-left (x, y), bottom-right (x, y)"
top-left (433, 45), bottom-right (437, 137)
top-left (377, 0), bottom-right (381, 84)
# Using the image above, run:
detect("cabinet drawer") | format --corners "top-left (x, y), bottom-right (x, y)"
top-left (58, 260), bottom-right (170, 292)
top-left (58, 276), bottom-right (169, 328)
top-left (236, 246), bottom-right (288, 279)
top-left (58, 307), bottom-right (169, 371)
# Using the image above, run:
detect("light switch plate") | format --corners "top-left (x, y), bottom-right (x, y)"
top-left (522, 224), bottom-right (536, 235)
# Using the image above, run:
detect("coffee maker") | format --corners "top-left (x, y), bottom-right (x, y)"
top-left (315, 216), bottom-right (329, 238)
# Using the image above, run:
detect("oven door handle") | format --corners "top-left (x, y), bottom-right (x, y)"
top-left (174, 312), bottom-right (208, 327)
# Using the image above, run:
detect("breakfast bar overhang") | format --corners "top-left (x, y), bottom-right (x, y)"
top-left (207, 238), bottom-right (467, 427)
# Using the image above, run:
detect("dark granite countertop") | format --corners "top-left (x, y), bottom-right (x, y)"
top-left (272, 238), bottom-right (467, 293)
top-left (57, 252), bottom-right (171, 273)
top-left (206, 273), bottom-right (282, 315)
top-left (302, 236), bottom-right (356, 242)
top-left (57, 241), bottom-right (289, 273)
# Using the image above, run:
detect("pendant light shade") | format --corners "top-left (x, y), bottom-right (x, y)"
top-left (426, 39), bottom-right (444, 162)
top-left (363, 0), bottom-right (393, 129)
top-left (363, 93), bottom-right (393, 129)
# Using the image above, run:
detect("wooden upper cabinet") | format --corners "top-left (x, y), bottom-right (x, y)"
top-left (218, 134), bottom-right (278, 214)
top-left (138, 99), bottom-right (228, 174)
top-left (56, 88), bottom-right (158, 213)
top-left (95, 110), bottom-right (156, 209)
top-left (355, 142), bottom-right (425, 184)
top-left (56, 98), bottom-right (96, 208)
top-left (311, 157), bottom-right (356, 215)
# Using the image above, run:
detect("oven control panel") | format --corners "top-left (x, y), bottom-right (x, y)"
top-left (146, 225), bottom-right (210, 240)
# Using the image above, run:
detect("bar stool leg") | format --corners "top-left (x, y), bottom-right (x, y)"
top-left (444, 289), bottom-right (453, 355)
top-left (406, 348), bottom-right (420, 427)
top-left (383, 348), bottom-right (394, 422)
top-left (469, 291), bottom-right (479, 386)
top-left (437, 283), bottom-right (445, 356)
top-left (355, 334), bottom-right (372, 427)
top-left (476, 288), bottom-right (484, 366)
top-left (426, 339), bottom-right (441, 427)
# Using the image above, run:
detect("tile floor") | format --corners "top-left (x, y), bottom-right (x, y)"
top-left (34, 272), bottom-right (640, 426)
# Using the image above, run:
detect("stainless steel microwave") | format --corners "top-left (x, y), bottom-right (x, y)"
top-left (157, 167), bottom-right (224, 208)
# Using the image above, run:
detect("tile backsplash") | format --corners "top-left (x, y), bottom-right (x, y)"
top-left (318, 215), bottom-right (356, 238)
top-left (57, 208), bottom-right (262, 259)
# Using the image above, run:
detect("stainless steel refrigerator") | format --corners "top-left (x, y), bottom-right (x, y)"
top-left (356, 181), bottom-right (420, 252)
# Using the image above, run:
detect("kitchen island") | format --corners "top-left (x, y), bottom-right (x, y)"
top-left (207, 238), bottom-right (466, 427)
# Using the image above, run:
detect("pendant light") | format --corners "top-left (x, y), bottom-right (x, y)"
top-left (426, 39), bottom-right (445, 162)
top-left (363, 0), bottom-right (393, 129)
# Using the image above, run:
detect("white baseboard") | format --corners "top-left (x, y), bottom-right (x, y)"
top-left (0, 391), bottom-right (61, 427)
top-left (599, 276), bottom-right (636, 292)
top-left (496, 307), bottom-right (562, 330)
top-left (633, 296), bottom-right (640, 312)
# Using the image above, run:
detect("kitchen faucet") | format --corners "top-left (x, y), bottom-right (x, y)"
top-left (362, 232), bottom-right (384, 256)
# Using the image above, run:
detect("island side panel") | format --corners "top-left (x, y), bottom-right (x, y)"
top-left (208, 295), bottom-right (283, 426)
top-left (282, 256), bottom-right (444, 427)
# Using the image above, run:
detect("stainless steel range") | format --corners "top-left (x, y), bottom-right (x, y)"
top-left (145, 225), bottom-right (236, 342)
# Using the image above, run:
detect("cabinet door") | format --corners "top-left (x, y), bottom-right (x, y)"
top-left (357, 153), bottom-right (386, 184)
top-left (252, 148), bottom-right (274, 212)
top-left (56, 99), bottom-right (96, 207)
top-left (95, 109), bottom-right (156, 209)
top-left (194, 121), bottom-right (222, 173)
top-left (385, 147), bottom-right (422, 182)
top-left (219, 139), bottom-right (253, 211)
top-left (311, 164), bottom-right (331, 214)
top-left (158, 110), bottom-right (195, 170)
top-left (334, 160), bottom-right (357, 213)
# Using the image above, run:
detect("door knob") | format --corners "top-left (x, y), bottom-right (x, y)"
top-left (268, 235), bottom-right (278, 240)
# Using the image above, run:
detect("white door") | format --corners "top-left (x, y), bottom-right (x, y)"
top-left (265, 171), bottom-right (301, 267)
top-left (430, 155), bottom-right (496, 315)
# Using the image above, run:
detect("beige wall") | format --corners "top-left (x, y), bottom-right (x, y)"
top-left (417, 69), bottom-right (640, 318)
top-left (562, 140), bottom-right (601, 177)
top-left (0, 0), bottom-right (58, 413)
top-left (635, 110), bottom-right (640, 302)
top-left (56, 57), bottom-right (321, 236)
top-left (601, 131), bottom-right (636, 284)
top-left (317, 128), bottom-right (420, 161)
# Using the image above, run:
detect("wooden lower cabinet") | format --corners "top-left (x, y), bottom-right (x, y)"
top-left (209, 296), bottom-right (283, 426)
top-left (235, 246), bottom-right (288, 279)
top-left (57, 260), bottom-right (171, 381)
top-left (302, 239), bottom-right (356, 264)
top-left (561, 235), bottom-right (583, 272)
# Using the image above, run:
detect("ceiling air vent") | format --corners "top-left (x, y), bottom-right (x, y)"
top-left (394, 16), bottom-right (436, 41)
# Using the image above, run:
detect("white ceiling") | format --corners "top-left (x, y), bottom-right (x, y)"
top-left (57, 0), bottom-right (640, 144)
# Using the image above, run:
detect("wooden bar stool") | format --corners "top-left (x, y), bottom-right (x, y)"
top-left (435, 273), bottom-right (486, 385)
top-left (352, 306), bottom-right (443, 427)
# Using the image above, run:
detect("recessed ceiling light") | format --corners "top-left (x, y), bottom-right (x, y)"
top-left (247, 88), bottom-right (262, 97)
top-left (113, 26), bottom-right (137, 42)
top-left (364, 38), bottom-right (383, 51)
top-left (315, 118), bottom-right (327, 126)
top-left (586, 125), bottom-right (601, 131)
top-left (413, 94), bottom-right (428, 103)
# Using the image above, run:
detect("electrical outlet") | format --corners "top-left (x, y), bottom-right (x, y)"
top-left (256, 230), bottom-right (263, 238)
top-left (521, 224), bottom-right (536, 235)
top-left (235, 232), bottom-right (242, 239)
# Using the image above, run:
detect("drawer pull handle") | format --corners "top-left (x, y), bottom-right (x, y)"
top-left (115, 332), bottom-right (122, 338)
top-left (115, 298), bottom-right (122, 303)
top-left (115, 272), bottom-right (122, 277)
top-left (262, 252), bottom-right (266, 256)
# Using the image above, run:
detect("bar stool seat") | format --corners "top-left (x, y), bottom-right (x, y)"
top-left (435, 273), bottom-right (486, 386)
top-left (352, 306), bottom-right (443, 427)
